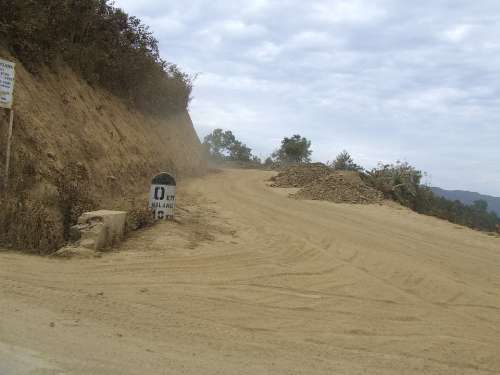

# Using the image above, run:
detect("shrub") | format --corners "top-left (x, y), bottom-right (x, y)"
top-left (329, 151), bottom-right (363, 171)
top-left (126, 199), bottom-right (155, 232)
top-left (365, 161), bottom-right (422, 208)
top-left (0, 0), bottom-right (193, 115)
top-left (366, 161), bottom-right (500, 233)
top-left (0, 194), bottom-right (65, 254)
top-left (54, 162), bottom-right (95, 240)
top-left (0, 152), bottom-right (66, 253)
top-left (413, 187), bottom-right (500, 233)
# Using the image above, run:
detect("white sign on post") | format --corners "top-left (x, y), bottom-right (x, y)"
top-left (0, 58), bottom-right (16, 109)
top-left (149, 173), bottom-right (176, 220)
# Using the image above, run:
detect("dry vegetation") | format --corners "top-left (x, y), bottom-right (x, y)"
top-left (0, 155), bottom-right (65, 253)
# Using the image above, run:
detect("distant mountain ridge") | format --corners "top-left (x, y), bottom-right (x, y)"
top-left (431, 187), bottom-right (500, 216)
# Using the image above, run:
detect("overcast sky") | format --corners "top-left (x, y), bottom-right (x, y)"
top-left (116, 0), bottom-right (499, 196)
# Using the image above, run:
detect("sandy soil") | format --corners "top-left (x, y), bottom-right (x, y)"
top-left (1, 169), bottom-right (500, 374)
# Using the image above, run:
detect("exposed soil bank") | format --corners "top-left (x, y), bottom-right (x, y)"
top-left (0, 51), bottom-right (205, 252)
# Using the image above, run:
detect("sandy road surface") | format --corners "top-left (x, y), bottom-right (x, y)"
top-left (1, 169), bottom-right (500, 374)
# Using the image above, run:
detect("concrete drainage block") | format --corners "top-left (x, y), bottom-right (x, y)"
top-left (71, 210), bottom-right (127, 251)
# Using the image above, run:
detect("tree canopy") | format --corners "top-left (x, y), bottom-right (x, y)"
top-left (330, 151), bottom-right (363, 171)
top-left (203, 129), bottom-right (253, 162)
top-left (272, 135), bottom-right (312, 163)
top-left (0, 0), bottom-right (192, 115)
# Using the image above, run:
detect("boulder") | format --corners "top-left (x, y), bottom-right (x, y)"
top-left (75, 210), bottom-right (127, 251)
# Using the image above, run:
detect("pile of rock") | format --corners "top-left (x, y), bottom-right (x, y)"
top-left (269, 163), bottom-right (334, 188)
top-left (270, 163), bottom-right (383, 205)
top-left (295, 171), bottom-right (383, 204)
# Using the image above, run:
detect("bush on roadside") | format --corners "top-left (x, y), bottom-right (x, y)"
top-left (413, 187), bottom-right (500, 233)
top-left (55, 162), bottom-right (96, 241)
top-left (0, 151), bottom-right (64, 253)
top-left (0, 195), bottom-right (65, 254)
top-left (365, 161), bottom-right (422, 208)
top-left (365, 161), bottom-right (500, 233)
top-left (126, 199), bottom-right (155, 232)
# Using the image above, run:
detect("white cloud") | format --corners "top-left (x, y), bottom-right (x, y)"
top-left (388, 87), bottom-right (468, 111)
top-left (115, 0), bottom-right (500, 195)
top-left (219, 20), bottom-right (267, 39)
top-left (309, 0), bottom-right (386, 24)
top-left (141, 15), bottom-right (185, 35)
top-left (286, 31), bottom-right (335, 50)
top-left (442, 24), bottom-right (473, 43)
top-left (247, 41), bottom-right (282, 62)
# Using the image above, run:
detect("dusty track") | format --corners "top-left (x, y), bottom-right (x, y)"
top-left (1, 169), bottom-right (500, 374)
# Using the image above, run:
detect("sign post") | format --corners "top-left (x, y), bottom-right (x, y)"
top-left (149, 173), bottom-right (176, 220)
top-left (4, 109), bottom-right (14, 190)
top-left (1, 57), bottom-right (16, 190)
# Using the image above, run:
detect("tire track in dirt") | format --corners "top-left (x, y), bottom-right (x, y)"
top-left (1, 169), bottom-right (499, 374)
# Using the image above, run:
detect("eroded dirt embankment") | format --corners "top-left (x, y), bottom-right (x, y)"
top-left (0, 51), bottom-right (206, 252)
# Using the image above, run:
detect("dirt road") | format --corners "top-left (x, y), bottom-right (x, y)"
top-left (1, 169), bottom-right (500, 374)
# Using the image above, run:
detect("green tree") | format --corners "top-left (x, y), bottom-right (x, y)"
top-left (372, 165), bottom-right (500, 233)
top-left (0, 0), bottom-right (193, 115)
top-left (472, 200), bottom-right (488, 212)
top-left (228, 141), bottom-right (252, 162)
top-left (203, 129), bottom-right (231, 159)
top-left (203, 129), bottom-right (253, 162)
top-left (272, 135), bottom-right (312, 163)
top-left (330, 151), bottom-right (363, 171)
top-left (251, 155), bottom-right (262, 164)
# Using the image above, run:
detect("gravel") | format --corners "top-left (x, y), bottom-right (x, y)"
top-left (270, 163), bottom-right (383, 204)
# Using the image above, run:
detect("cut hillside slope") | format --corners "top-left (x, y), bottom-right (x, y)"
top-left (0, 51), bottom-right (205, 252)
